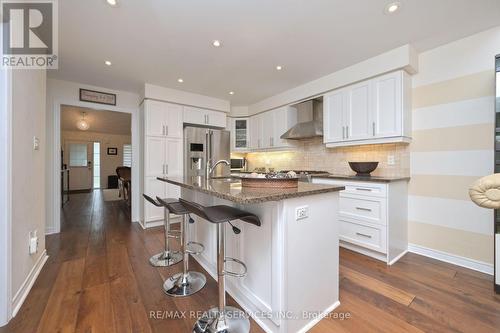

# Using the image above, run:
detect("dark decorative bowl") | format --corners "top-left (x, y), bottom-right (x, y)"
top-left (348, 162), bottom-right (379, 176)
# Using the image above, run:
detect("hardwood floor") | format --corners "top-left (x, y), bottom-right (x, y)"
top-left (2, 191), bottom-right (500, 333)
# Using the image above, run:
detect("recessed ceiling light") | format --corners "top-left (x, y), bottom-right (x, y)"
top-left (106, 0), bottom-right (118, 7)
top-left (212, 40), bottom-right (222, 47)
top-left (276, 65), bottom-right (283, 71)
top-left (384, 1), bottom-right (401, 14)
top-left (104, 60), bottom-right (112, 66)
top-left (177, 78), bottom-right (184, 83)
top-left (229, 91), bottom-right (235, 95)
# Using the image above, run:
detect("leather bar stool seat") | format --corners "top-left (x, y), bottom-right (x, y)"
top-left (179, 198), bottom-right (261, 333)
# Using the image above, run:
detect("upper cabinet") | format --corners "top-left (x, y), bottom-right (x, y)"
top-left (323, 70), bottom-right (411, 147)
top-left (229, 118), bottom-right (250, 151)
top-left (145, 100), bottom-right (183, 138)
top-left (247, 106), bottom-right (298, 151)
top-left (183, 106), bottom-right (227, 128)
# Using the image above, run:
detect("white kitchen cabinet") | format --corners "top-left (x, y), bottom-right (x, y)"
top-left (312, 178), bottom-right (408, 265)
top-left (229, 118), bottom-right (250, 151)
top-left (183, 106), bottom-right (227, 128)
top-left (145, 100), bottom-right (183, 138)
top-left (248, 106), bottom-right (297, 151)
top-left (323, 70), bottom-right (411, 147)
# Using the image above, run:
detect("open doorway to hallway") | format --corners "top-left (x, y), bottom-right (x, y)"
top-left (60, 105), bottom-right (132, 209)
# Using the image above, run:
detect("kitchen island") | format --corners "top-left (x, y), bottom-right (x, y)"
top-left (157, 176), bottom-right (344, 333)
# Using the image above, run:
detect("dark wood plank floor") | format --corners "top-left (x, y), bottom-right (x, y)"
top-left (2, 191), bottom-right (500, 333)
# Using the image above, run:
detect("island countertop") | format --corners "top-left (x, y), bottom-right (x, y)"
top-left (157, 176), bottom-right (344, 204)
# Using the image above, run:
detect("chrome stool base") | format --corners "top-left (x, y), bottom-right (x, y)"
top-left (193, 306), bottom-right (249, 333)
top-left (149, 251), bottom-right (183, 267)
top-left (163, 271), bottom-right (206, 297)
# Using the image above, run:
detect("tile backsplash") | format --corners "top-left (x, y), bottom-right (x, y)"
top-left (240, 137), bottom-right (410, 177)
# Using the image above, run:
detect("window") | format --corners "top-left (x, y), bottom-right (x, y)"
top-left (69, 143), bottom-right (87, 167)
top-left (93, 142), bottom-right (100, 189)
top-left (123, 144), bottom-right (132, 167)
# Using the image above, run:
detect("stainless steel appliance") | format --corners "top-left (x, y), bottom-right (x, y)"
top-left (495, 55), bottom-right (500, 293)
top-left (184, 126), bottom-right (231, 178)
top-left (282, 170), bottom-right (330, 183)
top-left (230, 158), bottom-right (246, 172)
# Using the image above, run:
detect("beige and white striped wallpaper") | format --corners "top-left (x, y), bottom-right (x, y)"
top-left (408, 25), bottom-right (500, 264)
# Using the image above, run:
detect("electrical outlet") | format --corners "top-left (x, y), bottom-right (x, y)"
top-left (33, 136), bottom-right (40, 150)
top-left (29, 230), bottom-right (38, 255)
top-left (295, 206), bottom-right (309, 220)
top-left (387, 155), bottom-right (395, 165)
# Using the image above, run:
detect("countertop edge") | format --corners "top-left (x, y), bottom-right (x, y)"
top-left (311, 175), bottom-right (411, 183)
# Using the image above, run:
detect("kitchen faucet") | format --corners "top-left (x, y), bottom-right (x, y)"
top-left (205, 159), bottom-right (230, 179)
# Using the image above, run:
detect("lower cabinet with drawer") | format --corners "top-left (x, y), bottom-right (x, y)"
top-left (313, 177), bottom-right (408, 265)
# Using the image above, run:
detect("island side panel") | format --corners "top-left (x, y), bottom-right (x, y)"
top-left (283, 191), bottom-right (340, 333)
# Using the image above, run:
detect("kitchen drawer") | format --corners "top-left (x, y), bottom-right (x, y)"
top-left (339, 220), bottom-right (387, 254)
top-left (343, 183), bottom-right (386, 197)
top-left (339, 195), bottom-right (387, 225)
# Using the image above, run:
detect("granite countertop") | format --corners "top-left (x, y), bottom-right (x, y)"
top-left (311, 174), bottom-right (410, 183)
top-left (157, 176), bottom-right (344, 204)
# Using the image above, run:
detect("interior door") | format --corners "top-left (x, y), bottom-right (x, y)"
top-left (66, 141), bottom-right (93, 191)
top-left (345, 81), bottom-right (371, 141)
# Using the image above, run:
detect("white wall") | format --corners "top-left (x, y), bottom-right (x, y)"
top-left (9, 69), bottom-right (48, 319)
top-left (0, 68), bottom-right (12, 327)
top-left (46, 79), bottom-right (141, 233)
top-left (61, 130), bottom-right (131, 189)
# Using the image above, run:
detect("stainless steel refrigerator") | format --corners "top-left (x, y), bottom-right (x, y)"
top-left (184, 126), bottom-right (231, 178)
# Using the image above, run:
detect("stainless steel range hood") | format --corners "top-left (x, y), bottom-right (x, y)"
top-left (280, 97), bottom-right (323, 140)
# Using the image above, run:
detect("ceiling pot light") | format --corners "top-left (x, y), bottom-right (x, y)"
top-left (212, 40), bottom-right (222, 47)
top-left (229, 91), bottom-right (235, 95)
top-left (177, 78), bottom-right (184, 83)
top-left (104, 60), bottom-right (112, 66)
top-left (76, 112), bottom-right (90, 131)
top-left (276, 65), bottom-right (283, 71)
top-left (106, 0), bottom-right (119, 7)
top-left (384, 1), bottom-right (401, 14)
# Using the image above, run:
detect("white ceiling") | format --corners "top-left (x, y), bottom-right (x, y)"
top-left (61, 105), bottom-right (131, 135)
top-left (49, 0), bottom-right (500, 105)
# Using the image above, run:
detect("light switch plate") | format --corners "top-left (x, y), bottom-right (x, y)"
top-left (33, 136), bottom-right (40, 150)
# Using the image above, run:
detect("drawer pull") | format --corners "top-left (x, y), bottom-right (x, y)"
top-left (355, 188), bottom-right (372, 192)
top-left (356, 232), bottom-right (372, 238)
top-left (356, 207), bottom-right (372, 212)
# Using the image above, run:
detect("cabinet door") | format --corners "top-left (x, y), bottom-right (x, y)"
top-left (207, 110), bottom-right (227, 128)
top-left (371, 72), bottom-right (402, 138)
top-left (145, 100), bottom-right (166, 137)
top-left (345, 81), bottom-right (371, 141)
top-left (250, 115), bottom-right (262, 149)
top-left (165, 138), bottom-right (183, 176)
top-left (323, 90), bottom-right (345, 143)
top-left (273, 106), bottom-right (297, 148)
top-left (233, 118), bottom-right (249, 150)
top-left (183, 106), bottom-right (206, 126)
top-left (261, 111), bottom-right (274, 148)
top-left (165, 103), bottom-right (183, 138)
top-left (144, 176), bottom-right (166, 222)
top-left (145, 137), bottom-right (166, 177)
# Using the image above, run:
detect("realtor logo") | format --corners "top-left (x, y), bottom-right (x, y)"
top-left (1, 0), bottom-right (58, 68)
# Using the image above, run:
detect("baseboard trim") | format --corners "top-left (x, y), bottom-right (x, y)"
top-left (11, 250), bottom-right (48, 317)
top-left (44, 228), bottom-right (58, 235)
top-left (408, 243), bottom-right (493, 275)
top-left (388, 250), bottom-right (408, 266)
top-left (297, 301), bottom-right (341, 333)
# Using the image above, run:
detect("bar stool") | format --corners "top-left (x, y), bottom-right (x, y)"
top-left (179, 198), bottom-right (261, 333)
top-left (157, 197), bottom-right (207, 297)
top-left (142, 194), bottom-right (182, 267)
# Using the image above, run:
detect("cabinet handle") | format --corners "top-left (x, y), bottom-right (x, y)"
top-left (207, 115), bottom-right (210, 124)
top-left (346, 126), bottom-right (349, 138)
top-left (166, 164), bottom-right (168, 174)
top-left (356, 207), bottom-right (372, 212)
top-left (165, 125), bottom-right (169, 136)
top-left (356, 232), bottom-right (372, 239)
top-left (162, 125), bottom-right (165, 136)
top-left (342, 126), bottom-right (345, 139)
top-left (162, 164), bottom-right (165, 174)
top-left (355, 188), bottom-right (372, 191)
top-left (372, 122), bottom-right (375, 136)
